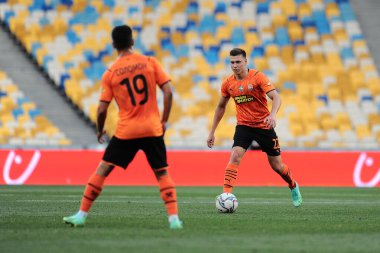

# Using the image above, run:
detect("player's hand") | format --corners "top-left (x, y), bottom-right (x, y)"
top-left (97, 130), bottom-right (106, 144)
top-left (207, 133), bottom-right (215, 148)
top-left (161, 120), bottom-right (168, 136)
top-left (264, 114), bottom-right (276, 129)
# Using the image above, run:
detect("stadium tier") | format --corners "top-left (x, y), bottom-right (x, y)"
top-left (0, 70), bottom-right (71, 146)
top-left (0, 0), bottom-right (379, 149)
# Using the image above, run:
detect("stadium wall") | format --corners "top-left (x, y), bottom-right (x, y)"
top-left (0, 149), bottom-right (379, 187)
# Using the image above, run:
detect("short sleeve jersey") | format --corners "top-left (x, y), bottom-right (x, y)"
top-left (100, 53), bottom-right (170, 139)
top-left (221, 69), bottom-right (275, 129)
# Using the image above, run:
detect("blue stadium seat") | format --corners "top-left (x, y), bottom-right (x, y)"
top-left (251, 46), bottom-right (264, 58)
top-left (12, 108), bottom-right (24, 119)
top-left (28, 108), bottom-right (42, 119)
top-left (340, 48), bottom-right (354, 60)
top-left (214, 2), bottom-right (226, 14)
top-left (231, 27), bottom-right (245, 45)
top-left (186, 1), bottom-right (198, 14)
top-left (192, 75), bottom-right (203, 84)
top-left (283, 81), bottom-right (297, 92)
top-left (275, 27), bottom-right (290, 47)
top-left (199, 15), bottom-right (217, 34)
top-left (313, 10), bottom-right (331, 35)
top-left (301, 16), bottom-right (316, 28)
top-left (257, 2), bottom-right (269, 14)
top-left (66, 29), bottom-right (81, 45)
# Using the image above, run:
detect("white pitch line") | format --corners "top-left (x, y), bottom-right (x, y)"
top-left (9, 199), bottom-right (380, 205)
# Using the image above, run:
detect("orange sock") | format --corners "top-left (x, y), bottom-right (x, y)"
top-left (158, 172), bottom-right (178, 216)
top-left (80, 172), bottom-right (106, 212)
top-left (280, 164), bottom-right (296, 189)
top-left (223, 163), bottom-right (239, 193)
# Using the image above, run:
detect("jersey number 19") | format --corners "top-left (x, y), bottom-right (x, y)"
top-left (120, 74), bottom-right (148, 106)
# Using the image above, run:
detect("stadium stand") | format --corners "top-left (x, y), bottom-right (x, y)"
top-left (0, 0), bottom-right (379, 149)
top-left (0, 70), bottom-right (71, 146)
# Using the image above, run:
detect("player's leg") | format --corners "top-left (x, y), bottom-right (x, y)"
top-left (267, 155), bottom-right (295, 188)
top-left (224, 146), bottom-right (245, 193)
top-left (267, 155), bottom-right (302, 207)
top-left (224, 125), bottom-right (252, 193)
top-left (64, 137), bottom-right (138, 226)
top-left (143, 136), bottom-right (183, 229)
top-left (63, 162), bottom-right (114, 227)
top-left (254, 128), bottom-right (302, 207)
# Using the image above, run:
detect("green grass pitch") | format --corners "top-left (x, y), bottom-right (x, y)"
top-left (1, 186), bottom-right (380, 253)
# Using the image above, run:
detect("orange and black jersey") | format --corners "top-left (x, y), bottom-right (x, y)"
top-left (100, 53), bottom-right (170, 139)
top-left (221, 69), bottom-right (275, 129)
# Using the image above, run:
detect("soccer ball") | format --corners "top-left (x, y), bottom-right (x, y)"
top-left (215, 193), bottom-right (238, 213)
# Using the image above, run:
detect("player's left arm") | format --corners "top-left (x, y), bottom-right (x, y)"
top-left (151, 57), bottom-right (172, 134)
top-left (97, 101), bottom-right (110, 144)
top-left (264, 90), bottom-right (282, 129)
top-left (159, 81), bottom-right (173, 134)
top-left (97, 70), bottom-right (113, 143)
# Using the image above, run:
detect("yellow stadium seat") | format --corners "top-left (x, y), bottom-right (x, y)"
top-left (356, 125), bottom-right (371, 140)
top-left (216, 26), bottom-right (231, 41)
top-left (4, 84), bottom-right (18, 93)
top-left (368, 114), bottom-right (380, 127)
top-left (338, 123), bottom-right (352, 132)
top-left (0, 113), bottom-right (15, 125)
top-left (288, 22), bottom-right (303, 42)
top-left (17, 114), bottom-right (32, 125)
top-left (326, 3), bottom-right (340, 18)
top-left (1, 97), bottom-right (16, 111)
top-left (266, 45), bottom-right (280, 57)
top-left (72, 0), bottom-right (87, 12)
top-left (335, 112), bottom-right (350, 124)
top-left (171, 31), bottom-right (185, 46)
top-left (297, 3), bottom-right (311, 19)
top-left (352, 40), bottom-right (366, 50)
top-left (280, 0), bottom-right (297, 16)
top-left (334, 30), bottom-right (348, 43)
top-left (0, 127), bottom-right (12, 142)
top-left (14, 127), bottom-right (30, 139)
top-left (242, 20), bottom-right (256, 29)
top-left (215, 13), bottom-right (228, 23)
top-left (272, 15), bottom-right (287, 28)
top-left (36, 47), bottom-right (49, 65)
top-left (281, 45), bottom-right (294, 64)
top-left (349, 70), bottom-right (366, 89)
top-left (0, 71), bottom-right (6, 79)
top-left (327, 85), bottom-right (342, 100)
top-left (52, 18), bottom-right (68, 35)
top-left (254, 57), bottom-right (269, 70)
top-left (58, 138), bottom-right (72, 145)
top-left (290, 122), bottom-right (304, 137)
top-left (245, 33), bottom-right (261, 47)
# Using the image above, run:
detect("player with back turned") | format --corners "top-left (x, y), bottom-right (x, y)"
top-left (63, 25), bottom-right (183, 229)
top-left (207, 48), bottom-right (302, 207)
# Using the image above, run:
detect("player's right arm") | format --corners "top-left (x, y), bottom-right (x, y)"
top-left (97, 101), bottom-right (110, 143)
top-left (207, 95), bottom-right (229, 148)
top-left (97, 70), bottom-right (113, 143)
top-left (160, 81), bottom-right (173, 135)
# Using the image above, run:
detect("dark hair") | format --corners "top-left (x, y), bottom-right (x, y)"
top-left (230, 48), bottom-right (246, 58)
top-left (112, 25), bottom-right (133, 50)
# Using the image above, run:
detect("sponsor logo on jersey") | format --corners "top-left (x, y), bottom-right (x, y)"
top-left (234, 95), bottom-right (254, 104)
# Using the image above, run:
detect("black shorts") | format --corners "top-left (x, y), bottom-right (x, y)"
top-left (233, 125), bottom-right (281, 156)
top-left (102, 136), bottom-right (168, 169)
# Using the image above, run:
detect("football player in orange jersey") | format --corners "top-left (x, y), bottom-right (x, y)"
top-left (64, 25), bottom-right (183, 229)
top-left (207, 48), bottom-right (302, 207)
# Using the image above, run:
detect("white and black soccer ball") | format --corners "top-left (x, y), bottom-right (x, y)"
top-left (215, 193), bottom-right (238, 213)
